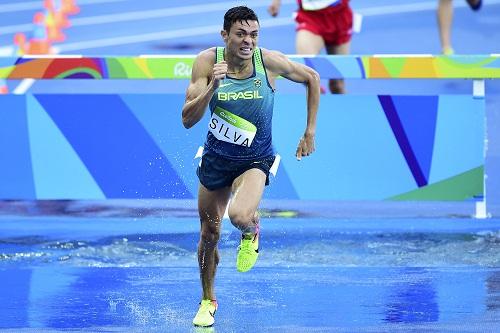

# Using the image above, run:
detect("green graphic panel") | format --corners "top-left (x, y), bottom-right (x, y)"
top-left (390, 166), bottom-right (483, 201)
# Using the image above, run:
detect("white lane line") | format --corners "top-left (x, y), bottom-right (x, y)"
top-left (37, 0), bottom-right (500, 52)
top-left (0, 0), bottom-right (132, 35)
top-left (0, 46), bottom-right (14, 56)
top-left (2, 0), bottom-right (499, 37)
top-left (3, 0), bottom-right (500, 52)
top-left (139, 54), bottom-right (197, 58)
top-left (0, 0), bottom-right (129, 14)
top-left (58, 17), bottom-right (293, 52)
top-left (22, 54), bottom-right (82, 58)
top-left (68, 0), bottom-right (295, 25)
top-left (0, 0), bottom-right (295, 36)
top-left (13, 78), bottom-right (35, 94)
top-left (0, 23), bottom-right (33, 36)
top-left (358, 0), bottom-right (500, 15)
top-left (373, 54), bottom-right (433, 57)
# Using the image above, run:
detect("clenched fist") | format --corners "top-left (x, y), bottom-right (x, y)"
top-left (212, 61), bottom-right (228, 88)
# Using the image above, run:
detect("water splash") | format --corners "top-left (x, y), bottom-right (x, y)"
top-left (1, 229), bottom-right (499, 268)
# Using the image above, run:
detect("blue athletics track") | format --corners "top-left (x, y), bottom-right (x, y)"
top-left (0, 0), bottom-right (500, 332)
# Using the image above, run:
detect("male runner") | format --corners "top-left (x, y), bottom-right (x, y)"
top-left (181, 6), bottom-right (320, 327)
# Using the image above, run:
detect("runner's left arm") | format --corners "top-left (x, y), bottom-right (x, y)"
top-left (262, 49), bottom-right (320, 160)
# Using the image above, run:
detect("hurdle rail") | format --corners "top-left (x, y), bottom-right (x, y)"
top-left (0, 55), bottom-right (498, 218)
top-left (1, 54), bottom-right (499, 80)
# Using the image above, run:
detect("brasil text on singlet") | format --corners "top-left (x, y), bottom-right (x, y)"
top-left (204, 47), bottom-right (275, 160)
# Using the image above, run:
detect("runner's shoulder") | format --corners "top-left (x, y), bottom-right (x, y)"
top-left (192, 48), bottom-right (217, 77)
top-left (196, 48), bottom-right (217, 65)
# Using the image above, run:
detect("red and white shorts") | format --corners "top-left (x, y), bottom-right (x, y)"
top-left (295, 4), bottom-right (353, 46)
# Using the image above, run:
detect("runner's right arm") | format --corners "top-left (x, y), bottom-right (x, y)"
top-left (182, 49), bottom-right (227, 129)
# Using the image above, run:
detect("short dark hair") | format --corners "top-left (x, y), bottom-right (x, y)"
top-left (223, 6), bottom-right (259, 32)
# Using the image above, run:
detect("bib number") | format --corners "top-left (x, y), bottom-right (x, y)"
top-left (208, 107), bottom-right (257, 147)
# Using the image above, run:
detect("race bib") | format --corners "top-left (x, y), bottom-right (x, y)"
top-left (209, 107), bottom-right (257, 147)
top-left (301, 0), bottom-right (341, 11)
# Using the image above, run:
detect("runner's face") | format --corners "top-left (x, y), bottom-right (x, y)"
top-left (224, 20), bottom-right (259, 60)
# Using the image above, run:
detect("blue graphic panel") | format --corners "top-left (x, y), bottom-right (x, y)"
top-left (265, 163), bottom-right (299, 200)
top-left (379, 95), bottom-right (427, 187)
top-left (305, 58), bottom-right (342, 79)
top-left (0, 93), bottom-right (483, 200)
top-left (121, 94), bottom-right (200, 197)
top-left (27, 95), bottom-right (105, 199)
top-left (391, 96), bottom-right (438, 185)
top-left (380, 95), bottom-right (439, 187)
top-left (35, 94), bottom-right (191, 199)
top-left (430, 96), bottom-right (484, 184)
top-left (273, 95), bottom-right (416, 200)
top-left (0, 96), bottom-right (35, 199)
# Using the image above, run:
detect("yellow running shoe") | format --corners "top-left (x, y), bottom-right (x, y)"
top-left (193, 299), bottom-right (217, 327)
top-left (236, 232), bottom-right (259, 272)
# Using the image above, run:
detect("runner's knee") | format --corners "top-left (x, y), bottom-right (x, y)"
top-left (228, 208), bottom-right (254, 229)
top-left (200, 221), bottom-right (221, 246)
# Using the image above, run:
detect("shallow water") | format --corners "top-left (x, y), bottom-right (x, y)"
top-left (0, 216), bottom-right (499, 332)
top-left (1, 217), bottom-right (499, 268)
top-left (1, 266), bottom-right (499, 332)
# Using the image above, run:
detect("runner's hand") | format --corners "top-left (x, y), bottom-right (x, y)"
top-left (212, 61), bottom-right (228, 89)
top-left (295, 133), bottom-right (315, 161)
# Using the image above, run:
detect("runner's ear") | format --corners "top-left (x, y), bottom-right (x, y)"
top-left (221, 30), bottom-right (228, 43)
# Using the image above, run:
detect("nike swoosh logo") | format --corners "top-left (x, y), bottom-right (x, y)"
top-left (219, 83), bottom-right (233, 88)
top-left (209, 310), bottom-right (215, 317)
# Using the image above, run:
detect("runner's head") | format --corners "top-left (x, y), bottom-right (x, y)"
top-left (222, 6), bottom-right (260, 60)
top-left (223, 6), bottom-right (259, 33)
